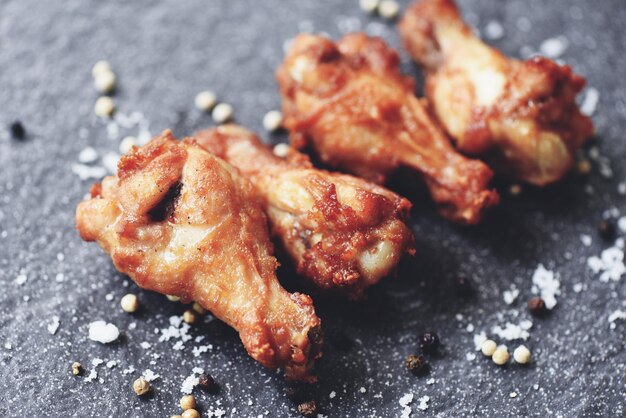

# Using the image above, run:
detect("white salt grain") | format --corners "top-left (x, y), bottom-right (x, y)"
top-left (47, 316), bottom-right (60, 335)
top-left (608, 310), bottom-right (626, 330)
top-left (484, 20), bottom-right (504, 40)
top-left (587, 246), bottom-right (625, 282)
top-left (539, 37), bottom-right (568, 58)
top-left (417, 396), bottom-right (430, 411)
top-left (78, 147), bottom-right (98, 163)
top-left (491, 320), bottom-right (532, 341)
top-left (71, 163), bottom-right (107, 180)
top-left (531, 264), bottom-right (560, 309)
top-left (143, 369), bottom-right (160, 382)
top-left (580, 87), bottom-right (599, 117)
top-left (503, 284), bottom-right (519, 305)
top-left (580, 234), bottom-right (592, 247)
top-left (88, 320), bottom-right (120, 344)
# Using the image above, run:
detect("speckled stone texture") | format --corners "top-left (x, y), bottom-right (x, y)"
top-left (1, 0), bottom-right (625, 417)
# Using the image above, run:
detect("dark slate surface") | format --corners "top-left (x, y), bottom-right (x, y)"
top-left (1, 0), bottom-right (625, 416)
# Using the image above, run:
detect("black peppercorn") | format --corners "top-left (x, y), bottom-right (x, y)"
top-left (527, 297), bottom-right (546, 316)
top-left (9, 121), bottom-right (26, 140)
top-left (419, 331), bottom-right (440, 353)
top-left (405, 354), bottom-right (429, 375)
top-left (297, 400), bottom-right (317, 417)
top-left (198, 373), bottom-right (218, 393)
top-left (599, 220), bottom-right (616, 241)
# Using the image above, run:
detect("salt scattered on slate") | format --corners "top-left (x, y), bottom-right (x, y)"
top-left (143, 369), bottom-right (160, 382)
top-left (181, 367), bottom-right (205, 394)
top-left (78, 147), bottom-right (99, 163)
top-left (473, 331), bottom-right (487, 351)
top-left (608, 310), bottom-right (626, 330)
top-left (539, 36), bottom-right (568, 58)
top-left (580, 234), bottom-right (592, 247)
top-left (417, 396), bottom-right (430, 411)
top-left (531, 264), bottom-right (560, 309)
top-left (88, 320), bottom-right (120, 344)
top-left (15, 272), bottom-right (27, 285)
top-left (484, 20), bottom-right (504, 40)
top-left (580, 87), bottom-right (599, 116)
top-left (491, 320), bottom-right (533, 341)
top-left (587, 239), bottom-right (625, 282)
top-left (71, 163), bottom-right (107, 180)
top-left (47, 315), bottom-right (60, 335)
top-left (503, 284), bottom-right (519, 305)
top-left (399, 393), bottom-right (413, 418)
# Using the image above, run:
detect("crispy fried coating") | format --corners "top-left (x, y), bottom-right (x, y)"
top-left (277, 33), bottom-right (498, 225)
top-left (76, 131), bottom-right (322, 382)
top-left (195, 125), bottom-right (415, 300)
top-left (399, 0), bottom-right (594, 185)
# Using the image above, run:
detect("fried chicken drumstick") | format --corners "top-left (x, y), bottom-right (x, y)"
top-left (76, 131), bottom-right (322, 382)
top-left (399, 0), bottom-right (594, 185)
top-left (277, 33), bottom-right (498, 225)
top-left (195, 125), bottom-right (415, 300)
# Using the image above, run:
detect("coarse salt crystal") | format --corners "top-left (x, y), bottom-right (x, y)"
top-left (143, 369), bottom-right (160, 382)
top-left (484, 20), bottom-right (504, 40)
top-left (71, 163), bottom-right (107, 180)
top-left (491, 320), bottom-right (532, 341)
top-left (587, 246), bottom-right (625, 282)
top-left (503, 284), bottom-right (519, 305)
top-left (531, 264), bottom-right (560, 309)
top-left (473, 331), bottom-right (487, 351)
top-left (47, 316), bottom-right (60, 335)
top-left (417, 396), bottom-right (430, 411)
top-left (78, 147), bottom-right (99, 163)
top-left (88, 320), bottom-right (120, 344)
top-left (580, 234), bottom-right (592, 246)
top-left (15, 273), bottom-right (27, 285)
top-left (580, 87), bottom-right (599, 116)
top-left (608, 309), bottom-right (626, 330)
top-left (181, 367), bottom-right (205, 394)
top-left (539, 37), bottom-right (568, 58)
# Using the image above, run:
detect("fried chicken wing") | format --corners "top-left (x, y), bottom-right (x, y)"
top-left (76, 130), bottom-right (322, 382)
top-left (399, 0), bottom-right (594, 185)
top-left (277, 33), bottom-right (498, 225)
top-left (195, 125), bottom-right (415, 299)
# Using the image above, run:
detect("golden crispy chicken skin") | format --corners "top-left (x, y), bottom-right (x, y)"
top-left (76, 131), bottom-right (322, 382)
top-left (399, 0), bottom-right (594, 185)
top-left (277, 33), bottom-right (498, 225)
top-left (195, 125), bottom-right (415, 300)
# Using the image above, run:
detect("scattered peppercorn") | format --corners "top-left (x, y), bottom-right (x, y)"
top-left (577, 159), bottom-right (592, 175)
top-left (183, 310), bottom-right (196, 324)
top-left (192, 302), bottom-right (205, 315)
top-left (198, 373), bottom-right (218, 393)
top-left (9, 121), bottom-right (26, 140)
top-left (180, 395), bottom-right (197, 411)
top-left (405, 354), bottom-right (429, 375)
top-left (480, 340), bottom-right (497, 357)
top-left (419, 332), bottom-right (440, 354)
top-left (181, 409), bottom-right (200, 418)
top-left (71, 362), bottom-right (82, 376)
top-left (492, 347), bottom-right (510, 366)
top-left (297, 400), bottom-right (317, 417)
top-left (509, 184), bottom-right (522, 196)
top-left (455, 275), bottom-right (473, 296)
top-left (133, 377), bottom-right (150, 396)
top-left (120, 293), bottom-right (140, 313)
top-left (599, 219), bottom-right (616, 241)
top-left (513, 345), bottom-right (532, 364)
top-left (166, 294), bottom-right (180, 302)
top-left (527, 297), bottom-right (546, 316)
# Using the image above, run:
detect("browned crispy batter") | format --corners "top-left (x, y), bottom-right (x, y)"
top-left (277, 32), bottom-right (498, 225)
top-left (76, 131), bottom-right (322, 382)
top-left (195, 125), bottom-right (415, 300)
top-left (399, 0), bottom-right (594, 185)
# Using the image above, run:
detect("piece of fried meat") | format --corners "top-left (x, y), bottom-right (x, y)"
top-left (196, 125), bottom-right (415, 300)
top-left (277, 33), bottom-right (498, 224)
top-left (399, 0), bottom-right (594, 185)
top-left (76, 130), bottom-right (322, 382)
